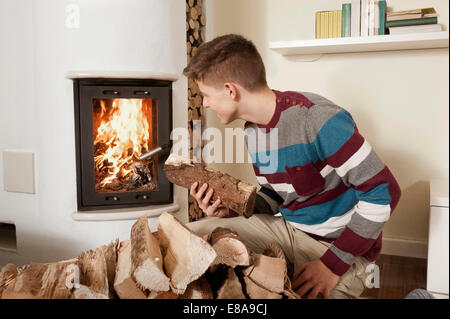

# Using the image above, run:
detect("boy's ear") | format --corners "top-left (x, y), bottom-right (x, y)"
top-left (223, 82), bottom-right (239, 101)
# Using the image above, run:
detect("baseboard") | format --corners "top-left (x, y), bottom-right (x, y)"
top-left (381, 237), bottom-right (428, 259)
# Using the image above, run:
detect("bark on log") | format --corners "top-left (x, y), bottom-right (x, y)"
top-left (157, 212), bottom-right (216, 294)
top-left (163, 154), bottom-right (257, 217)
top-left (130, 216), bottom-right (170, 292)
top-left (210, 227), bottom-right (251, 268)
top-left (113, 240), bottom-right (148, 299)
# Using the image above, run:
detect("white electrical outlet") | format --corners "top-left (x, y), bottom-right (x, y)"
top-left (2, 151), bottom-right (36, 194)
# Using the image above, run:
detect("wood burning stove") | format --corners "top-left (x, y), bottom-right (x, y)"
top-left (73, 78), bottom-right (173, 210)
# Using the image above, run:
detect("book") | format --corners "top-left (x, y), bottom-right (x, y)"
top-left (369, 0), bottom-right (375, 36)
top-left (325, 11), bottom-right (331, 39)
top-left (378, 0), bottom-right (387, 35)
top-left (387, 7), bottom-right (437, 21)
top-left (315, 11), bottom-right (321, 38)
top-left (388, 24), bottom-right (442, 35)
top-left (386, 16), bottom-right (438, 28)
top-left (342, 3), bottom-right (351, 37)
top-left (327, 11), bottom-right (333, 38)
top-left (387, 7), bottom-right (437, 17)
top-left (334, 10), bottom-right (340, 38)
top-left (321, 11), bottom-right (327, 38)
top-left (331, 10), bottom-right (336, 38)
top-left (374, 1), bottom-right (379, 35)
top-left (337, 10), bottom-right (343, 38)
top-left (361, 0), bottom-right (369, 36)
top-left (387, 13), bottom-right (422, 21)
top-left (351, 0), bottom-right (361, 37)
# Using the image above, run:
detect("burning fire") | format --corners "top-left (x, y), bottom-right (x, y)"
top-left (94, 99), bottom-right (153, 187)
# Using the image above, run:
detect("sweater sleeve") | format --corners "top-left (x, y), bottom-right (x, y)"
top-left (254, 187), bottom-right (283, 215)
top-left (307, 107), bottom-right (402, 276)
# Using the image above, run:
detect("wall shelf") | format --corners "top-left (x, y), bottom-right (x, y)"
top-left (269, 31), bottom-right (449, 60)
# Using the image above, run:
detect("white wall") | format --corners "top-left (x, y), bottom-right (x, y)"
top-left (208, 0), bottom-right (449, 243)
top-left (0, 0), bottom-right (188, 267)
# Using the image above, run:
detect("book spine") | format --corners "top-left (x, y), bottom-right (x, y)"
top-left (378, 0), bottom-right (386, 35)
top-left (316, 11), bottom-right (321, 38)
top-left (385, 16), bottom-right (438, 28)
top-left (351, 0), bottom-right (361, 36)
top-left (369, 0), bottom-right (375, 36)
top-left (320, 11), bottom-right (326, 39)
top-left (334, 11), bottom-right (340, 38)
top-left (361, 0), bottom-right (369, 36)
top-left (331, 10), bottom-right (335, 38)
top-left (327, 11), bottom-right (332, 38)
top-left (374, 1), bottom-right (379, 35)
top-left (338, 10), bottom-right (342, 38)
top-left (342, 3), bottom-right (351, 37)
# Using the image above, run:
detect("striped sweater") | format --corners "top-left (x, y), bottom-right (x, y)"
top-left (244, 90), bottom-right (401, 276)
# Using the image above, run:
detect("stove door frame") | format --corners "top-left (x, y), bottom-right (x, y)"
top-left (74, 78), bottom-right (173, 211)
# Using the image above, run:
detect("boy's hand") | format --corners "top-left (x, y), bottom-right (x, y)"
top-left (292, 260), bottom-right (340, 299)
top-left (190, 182), bottom-right (231, 217)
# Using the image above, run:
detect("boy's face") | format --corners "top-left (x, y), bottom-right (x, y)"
top-left (197, 80), bottom-right (238, 125)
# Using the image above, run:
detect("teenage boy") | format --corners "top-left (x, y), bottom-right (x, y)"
top-left (183, 34), bottom-right (401, 299)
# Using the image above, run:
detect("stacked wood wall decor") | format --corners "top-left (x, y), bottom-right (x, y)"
top-left (186, 0), bottom-right (207, 222)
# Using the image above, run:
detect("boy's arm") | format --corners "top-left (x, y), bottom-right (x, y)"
top-left (253, 187), bottom-right (282, 214)
top-left (308, 108), bottom-right (402, 276)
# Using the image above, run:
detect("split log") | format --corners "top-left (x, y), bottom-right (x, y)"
top-left (241, 252), bottom-right (286, 294)
top-left (190, 7), bottom-right (199, 20)
top-left (157, 212), bottom-right (216, 294)
top-left (180, 276), bottom-right (213, 299)
top-left (209, 227), bottom-right (251, 268)
top-left (191, 46), bottom-right (198, 57)
top-left (188, 19), bottom-right (195, 30)
top-left (147, 290), bottom-right (179, 299)
top-left (187, 41), bottom-right (192, 54)
top-left (0, 264), bottom-right (18, 298)
top-left (242, 276), bottom-right (282, 299)
top-left (1, 259), bottom-right (77, 299)
top-left (72, 284), bottom-right (109, 299)
top-left (216, 268), bottom-right (246, 299)
top-left (100, 239), bottom-right (119, 298)
top-left (78, 246), bottom-right (109, 297)
top-left (194, 94), bottom-right (202, 108)
top-left (200, 29), bottom-right (205, 42)
top-left (263, 243), bottom-right (299, 299)
top-left (130, 216), bottom-right (170, 292)
top-left (113, 240), bottom-right (147, 299)
top-left (163, 153), bottom-right (257, 217)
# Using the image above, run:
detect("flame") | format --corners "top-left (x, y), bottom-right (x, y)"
top-left (94, 99), bottom-right (152, 187)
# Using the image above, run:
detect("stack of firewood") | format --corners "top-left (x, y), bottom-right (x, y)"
top-left (0, 213), bottom-right (299, 299)
top-left (186, 0), bottom-right (206, 222)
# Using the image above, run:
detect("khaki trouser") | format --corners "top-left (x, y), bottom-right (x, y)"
top-left (187, 214), bottom-right (374, 299)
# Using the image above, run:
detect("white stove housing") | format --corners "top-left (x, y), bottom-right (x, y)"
top-left (0, 0), bottom-right (188, 266)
